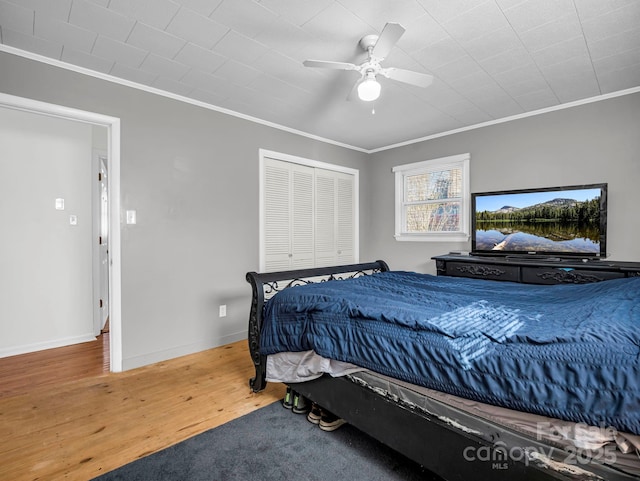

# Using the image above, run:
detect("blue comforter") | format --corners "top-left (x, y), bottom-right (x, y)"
top-left (260, 271), bottom-right (640, 435)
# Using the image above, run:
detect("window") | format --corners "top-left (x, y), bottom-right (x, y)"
top-left (393, 153), bottom-right (470, 242)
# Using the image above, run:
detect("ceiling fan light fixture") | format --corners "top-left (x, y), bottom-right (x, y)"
top-left (357, 73), bottom-right (381, 101)
top-left (303, 23), bottom-right (434, 103)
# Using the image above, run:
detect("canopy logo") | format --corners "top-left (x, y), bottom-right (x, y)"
top-left (462, 422), bottom-right (618, 470)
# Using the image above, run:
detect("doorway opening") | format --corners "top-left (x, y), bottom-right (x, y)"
top-left (0, 92), bottom-right (122, 372)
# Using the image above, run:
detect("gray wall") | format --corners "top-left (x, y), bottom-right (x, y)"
top-left (0, 107), bottom-right (94, 356)
top-left (2, 49), bottom-right (638, 369)
top-left (0, 52), bottom-right (369, 369)
top-left (365, 92), bottom-right (640, 273)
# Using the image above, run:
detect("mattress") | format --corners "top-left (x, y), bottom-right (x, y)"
top-left (260, 271), bottom-right (640, 435)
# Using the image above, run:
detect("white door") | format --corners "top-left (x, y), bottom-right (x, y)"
top-left (260, 151), bottom-right (358, 272)
top-left (314, 169), bottom-right (336, 267)
top-left (336, 171), bottom-right (355, 264)
top-left (263, 157), bottom-right (314, 272)
top-left (98, 156), bottom-right (109, 330)
top-left (315, 169), bottom-right (355, 267)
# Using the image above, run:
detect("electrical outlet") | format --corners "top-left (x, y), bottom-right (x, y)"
top-left (219, 305), bottom-right (227, 317)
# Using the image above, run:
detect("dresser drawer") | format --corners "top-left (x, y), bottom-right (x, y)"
top-left (522, 267), bottom-right (626, 285)
top-left (446, 262), bottom-right (519, 282)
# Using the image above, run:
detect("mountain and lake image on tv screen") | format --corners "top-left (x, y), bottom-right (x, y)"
top-left (474, 188), bottom-right (602, 255)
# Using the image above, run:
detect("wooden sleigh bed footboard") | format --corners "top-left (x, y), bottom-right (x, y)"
top-left (245, 261), bottom-right (639, 481)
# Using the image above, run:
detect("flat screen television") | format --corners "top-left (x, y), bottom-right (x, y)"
top-left (471, 183), bottom-right (607, 258)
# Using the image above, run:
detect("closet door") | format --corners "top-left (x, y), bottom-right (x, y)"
top-left (290, 163), bottom-right (314, 269)
top-left (335, 171), bottom-right (355, 264)
top-left (263, 158), bottom-right (314, 271)
top-left (315, 168), bottom-right (355, 267)
top-left (262, 155), bottom-right (356, 272)
top-left (263, 158), bottom-right (290, 271)
top-left (314, 169), bottom-right (336, 267)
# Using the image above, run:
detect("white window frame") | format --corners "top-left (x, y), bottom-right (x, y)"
top-left (393, 153), bottom-right (470, 242)
top-left (258, 149), bottom-right (359, 271)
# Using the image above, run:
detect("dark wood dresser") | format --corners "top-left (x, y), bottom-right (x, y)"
top-left (432, 254), bottom-right (640, 285)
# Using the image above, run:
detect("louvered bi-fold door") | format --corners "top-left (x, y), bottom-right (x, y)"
top-left (263, 158), bottom-right (314, 272)
top-left (314, 168), bottom-right (355, 267)
top-left (314, 169), bottom-right (336, 267)
top-left (290, 164), bottom-right (314, 269)
top-left (264, 159), bottom-right (290, 271)
top-left (336, 171), bottom-right (355, 264)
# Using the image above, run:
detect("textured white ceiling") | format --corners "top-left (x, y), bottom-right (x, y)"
top-left (0, 0), bottom-right (639, 151)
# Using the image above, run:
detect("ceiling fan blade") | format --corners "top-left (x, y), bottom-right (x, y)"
top-left (346, 73), bottom-right (366, 101)
top-left (382, 68), bottom-right (433, 88)
top-left (347, 79), bottom-right (360, 101)
top-left (372, 23), bottom-right (405, 60)
top-left (303, 59), bottom-right (359, 71)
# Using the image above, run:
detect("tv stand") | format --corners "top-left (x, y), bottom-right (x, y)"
top-left (432, 254), bottom-right (640, 285)
top-left (504, 255), bottom-right (563, 263)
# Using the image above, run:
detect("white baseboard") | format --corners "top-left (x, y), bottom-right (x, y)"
top-left (121, 330), bottom-right (248, 371)
top-left (0, 333), bottom-right (97, 359)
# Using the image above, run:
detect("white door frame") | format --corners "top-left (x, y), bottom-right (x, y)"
top-left (0, 92), bottom-right (123, 372)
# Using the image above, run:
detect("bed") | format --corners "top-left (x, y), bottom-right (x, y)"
top-left (246, 260), bottom-right (640, 480)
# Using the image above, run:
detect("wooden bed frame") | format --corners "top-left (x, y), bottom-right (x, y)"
top-left (246, 260), bottom-right (639, 481)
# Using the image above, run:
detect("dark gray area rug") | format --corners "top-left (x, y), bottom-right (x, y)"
top-left (94, 400), bottom-right (443, 481)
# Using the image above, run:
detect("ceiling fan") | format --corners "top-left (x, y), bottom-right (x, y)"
top-left (303, 22), bottom-right (433, 102)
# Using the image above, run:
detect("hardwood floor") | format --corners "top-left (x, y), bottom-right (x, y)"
top-left (0, 334), bottom-right (110, 398)
top-left (0, 339), bottom-right (285, 481)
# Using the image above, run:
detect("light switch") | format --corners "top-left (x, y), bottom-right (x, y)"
top-left (126, 210), bottom-right (137, 224)
top-left (69, 215), bottom-right (78, 225)
top-left (55, 198), bottom-right (65, 210)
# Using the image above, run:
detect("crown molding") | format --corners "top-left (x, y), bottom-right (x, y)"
top-left (2, 44), bottom-right (639, 155)
top-left (0, 45), bottom-right (368, 153)
top-left (369, 86), bottom-right (640, 153)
